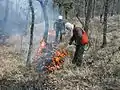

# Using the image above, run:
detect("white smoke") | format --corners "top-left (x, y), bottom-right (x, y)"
top-left (1, 0), bottom-right (60, 62)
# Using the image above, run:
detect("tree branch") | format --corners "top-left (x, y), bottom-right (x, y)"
top-left (76, 13), bottom-right (85, 28)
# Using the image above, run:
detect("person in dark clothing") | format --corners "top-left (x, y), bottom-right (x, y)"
top-left (69, 25), bottom-right (85, 66)
top-left (54, 15), bottom-right (65, 42)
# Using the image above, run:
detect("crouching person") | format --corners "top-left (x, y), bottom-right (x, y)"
top-left (65, 22), bottom-right (74, 36)
top-left (69, 25), bottom-right (88, 66)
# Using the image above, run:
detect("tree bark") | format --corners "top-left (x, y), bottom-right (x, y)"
top-left (116, 0), bottom-right (120, 14)
top-left (92, 0), bottom-right (96, 18)
top-left (4, 0), bottom-right (9, 23)
top-left (76, 13), bottom-right (85, 28)
top-left (2, 0), bottom-right (9, 32)
top-left (65, 10), bottom-right (68, 19)
top-left (101, 0), bottom-right (109, 48)
top-left (100, 0), bottom-right (105, 23)
top-left (26, 0), bottom-right (35, 66)
top-left (84, 0), bottom-right (93, 33)
top-left (84, 0), bottom-right (88, 18)
top-left (111, 0), bottom-right (115, 16)
top-left (58, 3), bottom-right (62, 15)
top-left (37, 0), bottom-right (49, 42)
top-left (0, 0), bottom-right (9, 44)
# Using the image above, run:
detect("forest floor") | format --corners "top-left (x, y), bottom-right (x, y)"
top-left (0, 15), bottom-right (120, 90)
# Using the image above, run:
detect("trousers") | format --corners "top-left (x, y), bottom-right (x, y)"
top-left (72, 45), bottom-right (84, 66)
top-left (55, 29), bottom-right (63, 42)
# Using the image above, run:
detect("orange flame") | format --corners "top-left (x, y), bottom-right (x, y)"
top-left (40, 39), bottom-right (46, 48)
top-left (46, 49), bottom-right (68, 72)
top-left (33, 39), bottom-right (46, 62)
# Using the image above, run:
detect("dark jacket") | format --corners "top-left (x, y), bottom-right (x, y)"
top-left (54, 19), bottom-right (65, 31)
top-left (69, 27), bottom-right (83, 45)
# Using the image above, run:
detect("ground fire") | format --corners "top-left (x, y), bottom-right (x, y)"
top-left (33, 30), bottom-right (55, 62)
top-left (33, 40), bottom-right (69, 73)
top-left (33, 29), bottom-right (69, 73)
top-left (45, 48), bottom-right (68, 73)
top-left (33, 39), bottom-right (46, 62)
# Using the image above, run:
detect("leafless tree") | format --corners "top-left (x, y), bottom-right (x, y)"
top-left (84, 0), bottom-right (93, 32)
top-left (26, 0), bottom-right (35, 66)
top-left (111, 0), bottom-right (115, 16)
top-left (36, 0), bottom-right (49, 42)
top-left (92, 0), bottom-right (96, 18)
top-left (101, 0), bottom-right (109, 48)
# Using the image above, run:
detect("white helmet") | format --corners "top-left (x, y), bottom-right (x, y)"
top-left (58, 15), bottom-right (63, 19)
top-left (65, 22), bottom-right (74, 30)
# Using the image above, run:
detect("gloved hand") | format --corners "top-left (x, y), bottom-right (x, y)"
top-left (66, 44), bottom-right (71, 49)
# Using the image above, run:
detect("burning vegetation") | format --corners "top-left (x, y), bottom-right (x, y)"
top-left (33, 39), bottom-right (69, 73)
top-left (33, 39), bottom-right (46, 62)
top-left (45, 48), bottom-right (68, 73)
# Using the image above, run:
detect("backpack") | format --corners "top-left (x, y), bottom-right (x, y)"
top-left (81, 30), bottom-right (88, 45)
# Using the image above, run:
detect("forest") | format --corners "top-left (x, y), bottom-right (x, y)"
top-left (0, 0), bottom-right (120, 90)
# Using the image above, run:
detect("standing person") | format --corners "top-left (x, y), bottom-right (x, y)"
top-left (54, 15), bottom-right (65, 42)
top-left (69, 25), bottom-right (88, 66)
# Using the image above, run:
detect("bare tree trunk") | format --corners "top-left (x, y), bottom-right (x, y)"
top-left (100, 0), bottom-right (105, 23)
top-left (76, 13), bottom-right (85, 28)
top-left (92, 0), bottom-right (96, 18)
top-left (111, 0), bottom-right (115, 16)
top-left (4, 0), bottom-right (9, 23)
top-left (65, 10), bottom-right (68, 19)
top-left (2, 0), bottom-right (9, 33)
top-left (26, 0), bottom-right (35, 66)
top-left (42, 5), bottom-right (49, 42)
top-left (20, 35), bottom-right (23, 53)
top-left (0, 0), bottom-right (9, 44)
top-left (58, 3), bottom-right (62, 15)
top-left (37, 0), bottom-right (49, 42)
top-left (101, 0), bottom-right (109, 48)
top-left (84, 0), bottom-right (87, 18)
top-left (118, 15), bottom-right (120, 28)
top-left (116, 0), bottom-right (120, 14)
top-left (100, 14), bottom-right (103, 23)
top-left (84, 0), bottom-right (93, 33)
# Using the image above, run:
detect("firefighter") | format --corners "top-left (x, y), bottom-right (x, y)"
top-left (65, 22), bottom-right (74, 37)
top-left (69, 24), bottom-right (85, 66)
top-left (54, 15), bottom-right (65, 42)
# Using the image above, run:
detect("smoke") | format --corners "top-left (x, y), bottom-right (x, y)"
top-left (28, 0), bottom-right (59, 61)
top-left (0, 0), bottom-right (28, 36)
top-left (0, 0), bottom-right (60, 62)
top-left (0, 0), bottom-right (59, 35)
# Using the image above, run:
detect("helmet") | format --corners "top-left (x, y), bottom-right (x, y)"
top-left (58, 15), bottom-right (63, 20)
top-left (65, 22), bottom-right (74, 30)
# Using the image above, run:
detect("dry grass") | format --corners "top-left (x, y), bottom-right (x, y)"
top-left (44, 16), bottom-right (120, 90)
top-left (0, 16), bottom-right (120, 90)
top-left (0, 45), bottom-right (39, 85)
